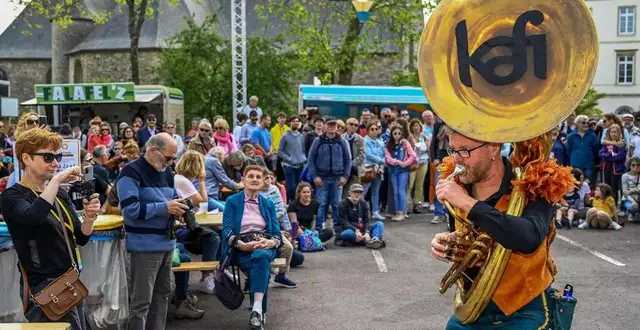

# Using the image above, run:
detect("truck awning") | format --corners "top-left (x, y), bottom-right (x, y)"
top-left (299, 85), bottom-right (429, 104)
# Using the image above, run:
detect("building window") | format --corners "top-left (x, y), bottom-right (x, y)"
top-left (617, 52), bottom-right (635, 85)
top-left (0, 68), bottom-right (9, 97)
top-left (619, 7), bottom-right (636, 35)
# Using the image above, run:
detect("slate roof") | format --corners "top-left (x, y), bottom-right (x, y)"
top-left (0, 5), bottom-right (52, 59)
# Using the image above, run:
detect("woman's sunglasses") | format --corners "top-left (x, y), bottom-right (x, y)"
top-left (27, 119), bottom-right (39, 125)
top-left (32, 152), bottom-right (63, 163)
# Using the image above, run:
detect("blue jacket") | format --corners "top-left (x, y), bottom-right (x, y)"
top-left (221, 192), bottom-right (282, 256)
top-left (117, 157), bottom-right (177, 253)
top-left (195, 156), bottom-right (238, 200)
top-left (307, 134), bottom-right (352, 180)
top-left (136, 126), bottom-right (157, 147)
top-left (566, 131), bottom-right (599, 169)
top-left (364, 136), bottom-right (385, 167)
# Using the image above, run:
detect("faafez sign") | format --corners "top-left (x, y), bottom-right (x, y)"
top-left (34, 82), bottom-right (135, 104)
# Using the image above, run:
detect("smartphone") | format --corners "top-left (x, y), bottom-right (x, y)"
top-left (81, 165), bottom-right (95, 198)
top-left (38, 115), bottom-right (47, 125)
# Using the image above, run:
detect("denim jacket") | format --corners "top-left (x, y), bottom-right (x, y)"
top-left (364, 136), bottom-right (386, 167)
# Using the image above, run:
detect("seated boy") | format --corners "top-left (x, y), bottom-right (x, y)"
top-left (334, 184), bottom-right (386, 249)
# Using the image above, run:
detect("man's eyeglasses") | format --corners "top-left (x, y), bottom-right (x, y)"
top-left (27, 119), bottom-right (39, 125)
top-left (32, 152), bottom-right (63, 163)
top-left (446, 143), bottom-right (488, 158)
top-left (157, 149), bottom-right (176, 163)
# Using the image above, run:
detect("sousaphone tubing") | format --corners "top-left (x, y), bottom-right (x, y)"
top-left (417, 0), bottom-right (598, 323)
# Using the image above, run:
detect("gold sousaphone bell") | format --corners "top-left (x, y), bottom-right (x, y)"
top-left (417, 0), bottom-right (598, 324)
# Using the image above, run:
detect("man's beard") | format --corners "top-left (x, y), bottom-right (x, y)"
top-left (458, 160), bottom-right (491, 185)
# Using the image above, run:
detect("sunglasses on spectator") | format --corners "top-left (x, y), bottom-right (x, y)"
top-left (32, 152), bottom-right (62, 163)
top-left (369, 127), bottom-right (379, 131)
top-left (200, 128), bottom-right (211, 133)
top-left (348, 123), bottom-right (358, 126)
top-left (157, 149), bottom-right (176, 163)
top-left (27, 119), bottom-right (39, 125)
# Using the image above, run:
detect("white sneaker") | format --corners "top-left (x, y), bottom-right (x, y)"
top-left (610, 222), bottom-right (622, 230)
top-left (421, 202), bottom-right (431, 208)
top-left (577, 222), bottom-right (589, 229)
top-left (429, 204), bottom-right (435, 212)
top-left (430, 216), bottom-right (445, 224)
top-left (197, 275), bottom-right (215, 294)
top-left (372, 212), bottom-right (385, 220)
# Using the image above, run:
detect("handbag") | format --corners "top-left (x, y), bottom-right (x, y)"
top-left (20, 200), bottom-right (88, 321)
top-left (297, 229), bottom-right (325, 252)
top-left (213, 249), bottom-right (244, 310)
top-left (361, 167), bottom-right (377, 184)
top-left (545, 285), bottom-right (577, 330)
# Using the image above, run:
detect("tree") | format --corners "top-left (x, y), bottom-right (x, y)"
top-left (158, 15), bottom-right (299, 125)
top-left (390, 68), bottom-right (420, 87)
top-left (11, 0), bottom-right (180, 84)
top-left (575, 88), bottom-right (606, 117)
top-left (256, 0), bottom-right (431, 85)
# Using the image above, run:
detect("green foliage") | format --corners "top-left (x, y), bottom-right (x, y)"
top-left (390, 68), bottom-right (421, 87)
top-left (158, 15), bottom-right (299, 129)
top-left (575, 88), bottom-right (606, 117)
top-left (256, 0), bottom-right (431, 85)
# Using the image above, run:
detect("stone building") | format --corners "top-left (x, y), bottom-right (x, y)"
top-left (0, 0), bottom-right (407, 110)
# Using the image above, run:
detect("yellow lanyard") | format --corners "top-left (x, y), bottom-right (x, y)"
top-left (20, 181), bottom-right (75, 236)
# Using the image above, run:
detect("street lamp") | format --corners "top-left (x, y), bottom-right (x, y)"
top-left (352, 0), bottom-right (374, 22)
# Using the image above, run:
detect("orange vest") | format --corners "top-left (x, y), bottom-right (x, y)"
top-left (456, 194), bottom-right (554, 316)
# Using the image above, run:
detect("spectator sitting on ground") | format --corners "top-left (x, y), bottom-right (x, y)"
top-left (579, 183), bottom-right (623, 230)
top-left (287, 182), bottom-right (334, 243)
top-left (621, 156), bottom-right (640, 222)
top-left (334, 184), bottom-right (386, 249)
top-left (221, 165), bottom-right (282, 329)
top-left (555, 172), bottom-right (582, 229)
top-left (259, 169), bottom-right (298, 289)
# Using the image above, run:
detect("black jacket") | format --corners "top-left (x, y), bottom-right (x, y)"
top-left (335, 198), bottom-right (371, 234)
top-left (429, 119), bottom-right (449, 162)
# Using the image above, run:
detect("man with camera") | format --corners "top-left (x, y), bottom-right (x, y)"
top-left (116, 133), bottom-right (188, 330)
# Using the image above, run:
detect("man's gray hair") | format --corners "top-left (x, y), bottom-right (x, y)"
top-left (146, 133), bottom-right (169, 151)
top-left (227, 150), bottom-right (245, 164)
top-left (92, 145), bottom-right (108, 158)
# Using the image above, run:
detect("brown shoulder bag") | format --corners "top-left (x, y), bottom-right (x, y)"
top-left (20, 200), bottom-right (88, 321)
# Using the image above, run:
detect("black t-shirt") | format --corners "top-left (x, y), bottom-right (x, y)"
top-left (287, 200), bottom-right (319, 229)
top-left (0, 184), bottom-right (90, 288)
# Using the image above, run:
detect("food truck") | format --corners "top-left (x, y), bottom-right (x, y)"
top-left (298, 84), bottom-right (431, 118)
top-left (21, 82), bottom-right (185, 135)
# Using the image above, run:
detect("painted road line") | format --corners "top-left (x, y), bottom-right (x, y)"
top-left (371, 249), bottom-right (388, 272)
top-left (556, 234), bottom-right (626, 267)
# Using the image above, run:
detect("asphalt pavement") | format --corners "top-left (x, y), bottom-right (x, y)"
top-left (167, 211), bottom-right (640, 330)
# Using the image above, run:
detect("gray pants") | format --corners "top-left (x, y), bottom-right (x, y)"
top-left (128, 251), bottom-right (173, 330)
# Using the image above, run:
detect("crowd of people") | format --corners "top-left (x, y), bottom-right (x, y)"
top-left (0, 101), bottom-right (636, 330)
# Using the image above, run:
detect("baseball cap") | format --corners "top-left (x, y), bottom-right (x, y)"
top-left (349, 184), bottom-right (364, 193)
top-left (325, 116), bottom-right (337, 124)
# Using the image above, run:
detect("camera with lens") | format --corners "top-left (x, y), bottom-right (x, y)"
top-left (180, 198), bottom-right (200, 232)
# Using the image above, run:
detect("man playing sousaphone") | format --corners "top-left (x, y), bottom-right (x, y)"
top-left (419, 0), bottom-right (598, 329)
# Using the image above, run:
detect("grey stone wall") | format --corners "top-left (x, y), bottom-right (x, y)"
top-left (68, 50), bottom-right (162, 84)
top-left (351, 54), bottom-right (405, 85)
top-left (0, 59), bottom-right (51, 103)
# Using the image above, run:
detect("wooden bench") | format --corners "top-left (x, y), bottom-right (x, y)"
top-left (172, 258), bottom-right (287, 272)
top-left (0, 323), bottom-right (71, 330)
